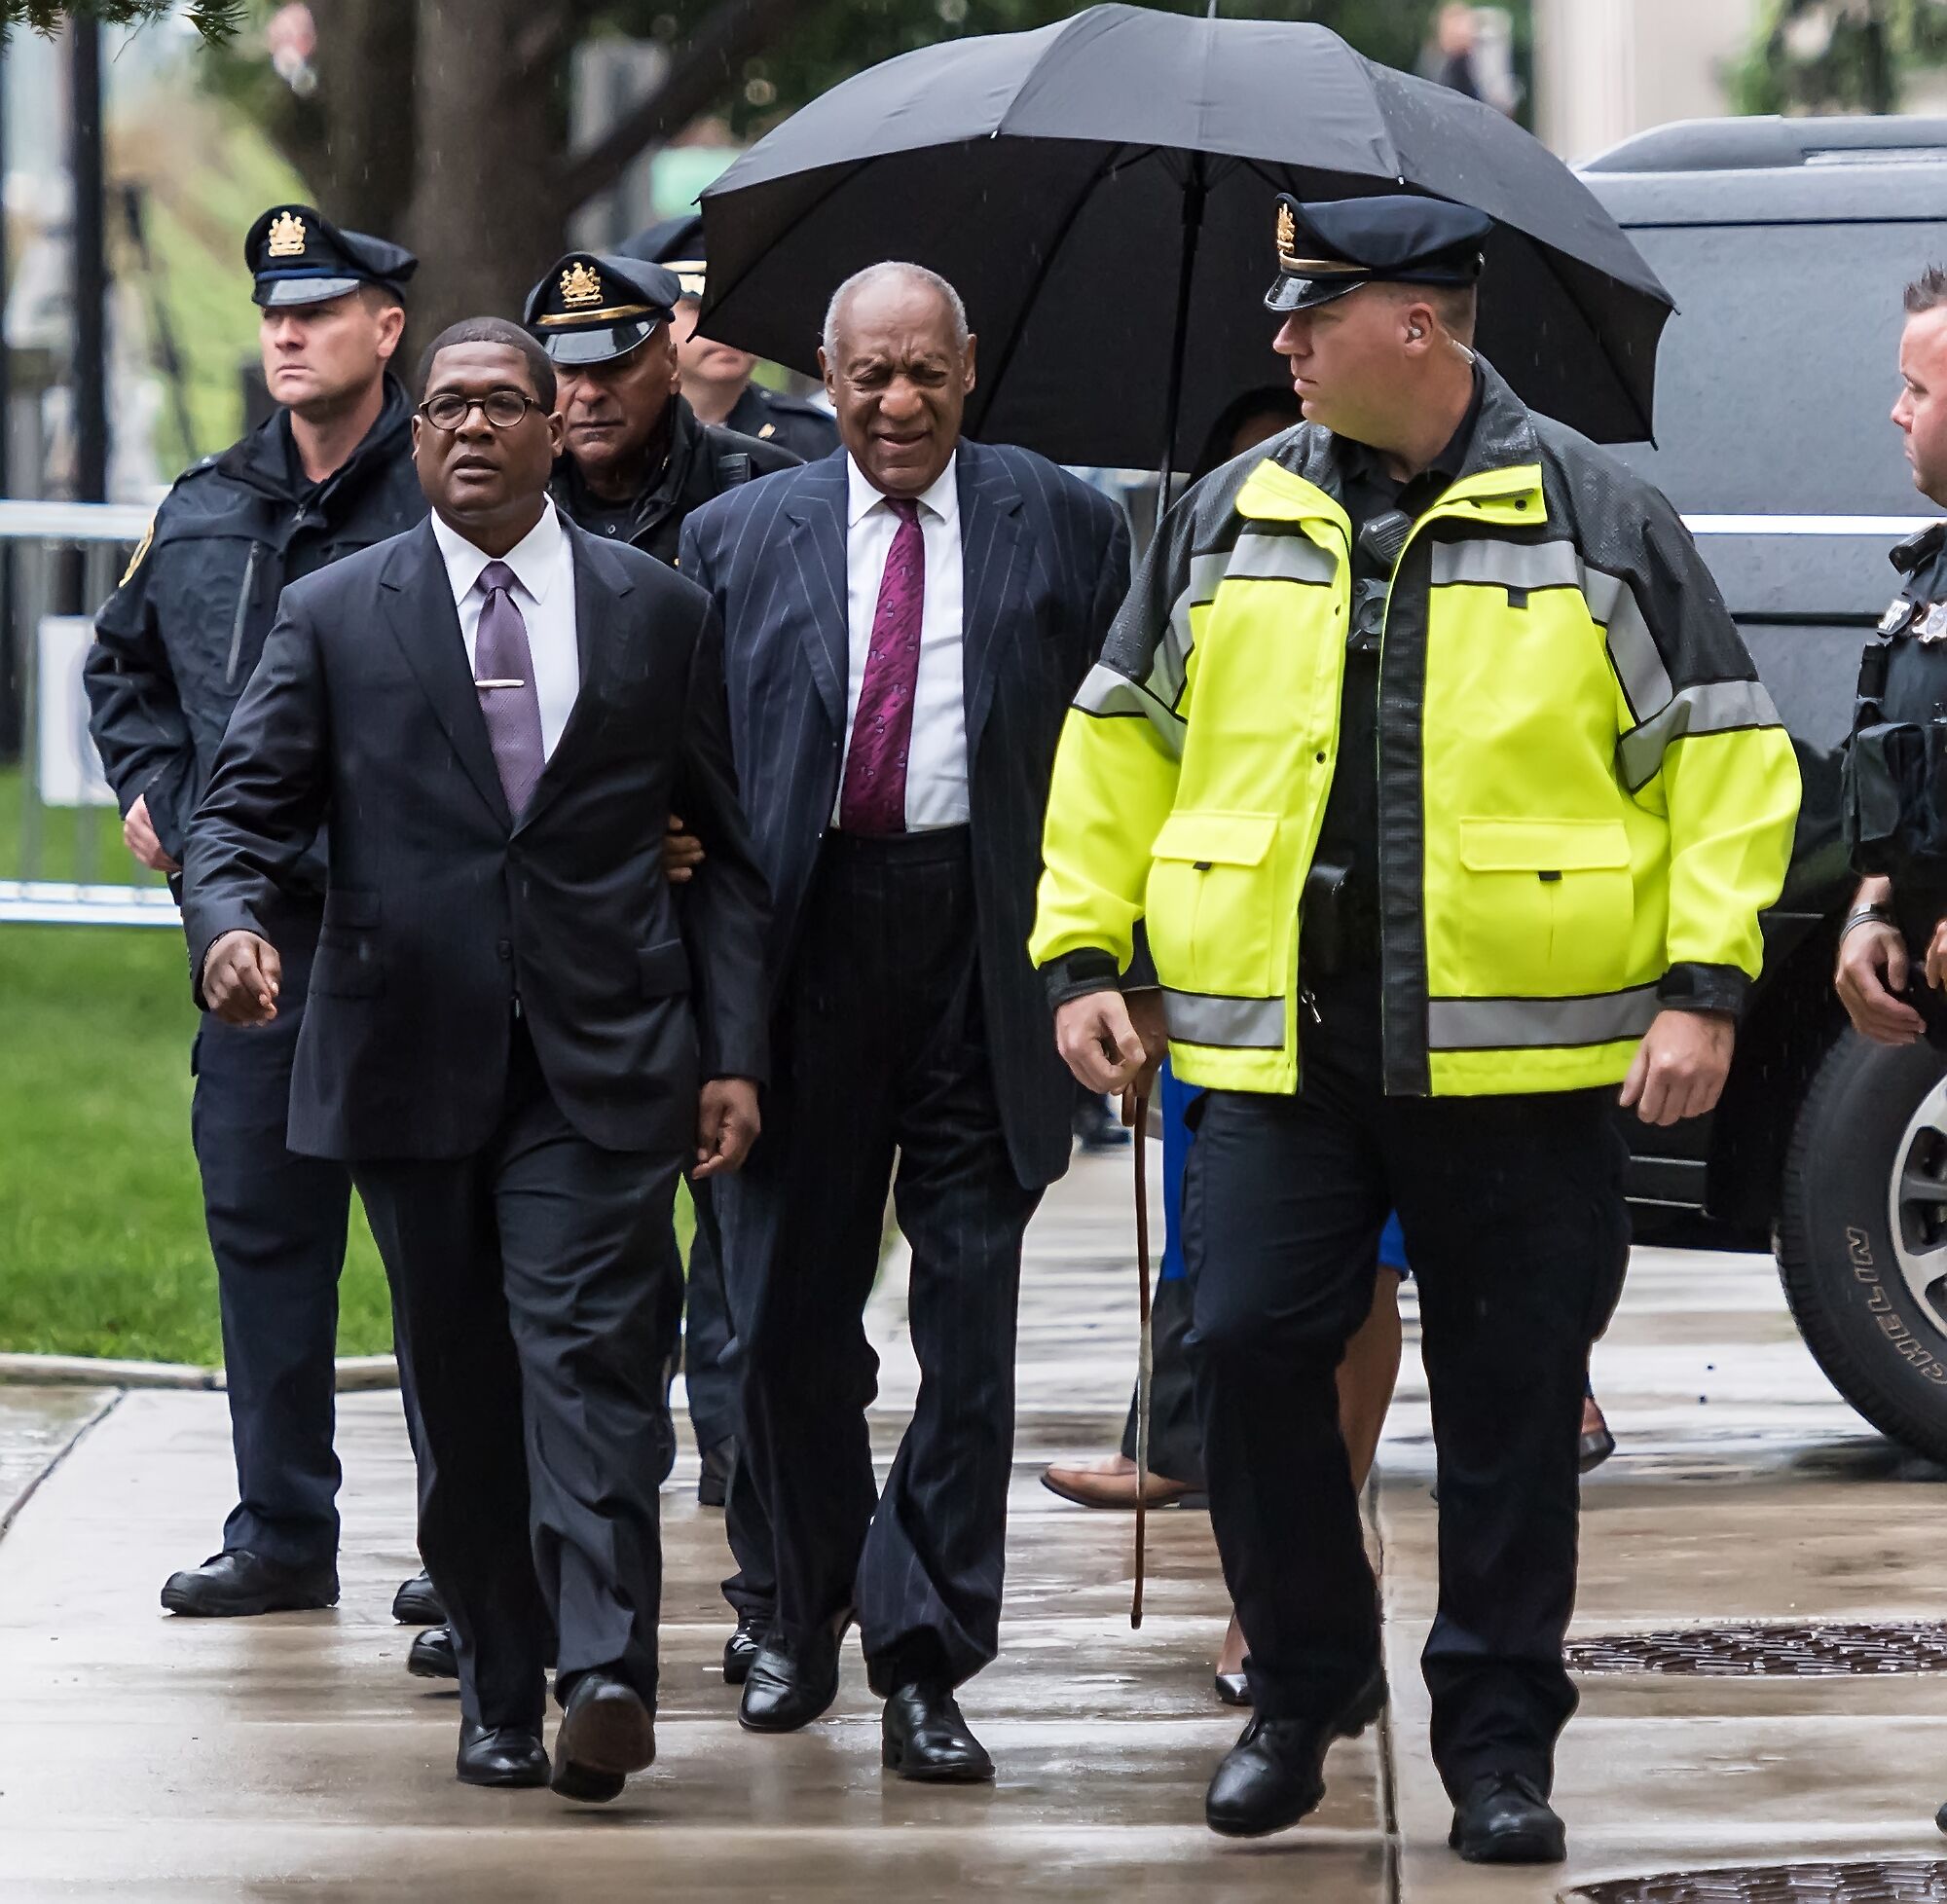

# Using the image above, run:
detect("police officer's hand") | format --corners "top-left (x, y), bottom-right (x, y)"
top-left (1836, 920), bottom-right (1925, 1045)
top-left (693, 1077), bottom-right (761, 1180)
top-left (1620, 1008), bottom-right (1735, 1126)
top-left (1120, 988), bottom-right (1170, 1125)
top-left (1925, 917), bottom-right (1947, 995)
top-left (122, 794), bottom-right (179, 875)
top-left (663, 814), bottom-right (705, 885)
top-left (202, 931), bottom-right (281, 1027)
top-left (1056, 989), bottom-right (1149, 1094)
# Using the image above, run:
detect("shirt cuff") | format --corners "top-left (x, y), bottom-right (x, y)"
top-left (1657, 962), bottom-right (1749, 1021)
top-left (1042, 947), bottom-right (1123, 1014)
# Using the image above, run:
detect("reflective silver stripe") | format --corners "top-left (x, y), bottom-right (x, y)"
top-left (1228, 531), bottom-right (1336, 588)
top-left (1152, 551), bottom-right (1230, 710)
top-left (1073, 662), bottom-right (1187, 755)
top-left (1162, 988), bottom-right (1287, 1050)
top-left (1430, 538), bottom-right (1581, 592)
top-left (1427, 985), bottom-right (1661, 1052)
top-left (1616, 677), bottom-right (1782, 790)
top-left (1576, 563), bottom-right (1673, 723)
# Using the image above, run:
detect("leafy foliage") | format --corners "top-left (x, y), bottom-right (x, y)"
top-left (1, 0), bottom-right (243, 37)
top-left (1735, 0), bottom-right (1947, 114)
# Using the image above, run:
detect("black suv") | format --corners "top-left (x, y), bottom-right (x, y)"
top-left (1585, 115), bottom-right (1947, 1459)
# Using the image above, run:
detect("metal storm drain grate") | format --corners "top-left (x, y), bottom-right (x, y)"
top-left (1567, 1863), bottom-right (1947, 1904)
top-left (1563, 1622), bottom-right (1947, 1676)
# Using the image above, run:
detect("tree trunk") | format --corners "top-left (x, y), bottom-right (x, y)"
top-left (306, 0), bottom-right (419, 239)
top-left (405, 0), bottom-right (570, 354)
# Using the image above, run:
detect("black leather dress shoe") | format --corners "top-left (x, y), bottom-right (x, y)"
top-left (1213, 1670), bottom-right (1251, 1707)
top-left (1449, 1773), bottom-right (1566, 1864)
top-left (699, 1438), bottom-right (735, 1509)
top-left (739, 1613), bottom-right (849, 1734)
top-left (1935, 1796), bottom-right (1947, 1835)
top-left (882, 1681), bottom-right (994, 1782)
top-left (392, 1570), bottom-right (444, 1626)
top-left (457, 1721), bottom-right (548, 1787)
top-left (160, 1550), bottom-right (337, 1618)
top-left (723, 1609), bottom-right (767, 1686)
top-left (550, 1669), bottom-right (655, 1804)
top-left (409, 1626), bottom-right (457, 1679)
top-left (1204, 1669), bottom-right (1386, 1838)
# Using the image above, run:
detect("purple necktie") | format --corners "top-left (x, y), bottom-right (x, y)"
top-left (838, 496), bottom-right (925, 835)
top-left (473, 559), bottom-right (545, 819)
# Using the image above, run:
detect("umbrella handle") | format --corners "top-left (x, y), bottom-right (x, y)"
top-left (1131, 1086), bottom-right (1154, 1629)
top-left (1156, 156), bottom-right (1208, 520)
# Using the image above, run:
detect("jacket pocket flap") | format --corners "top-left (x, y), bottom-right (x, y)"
top-left (1153, 811), bottom-right (1279, 868)
top-left (1459, 818), bottom-right (1629, 874)
top-left (639, 938), bottom-right (692, 999)
top-left (321, 888), bottom-right (379, 929)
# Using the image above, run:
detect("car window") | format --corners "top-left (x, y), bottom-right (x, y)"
top-left (1611, 221), bottom-right (1947, 515)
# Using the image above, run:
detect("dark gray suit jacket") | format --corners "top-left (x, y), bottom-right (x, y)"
top-left (182, 514), bottom-right (769, 1163)
top-left (678, 440), bottom-right (1128, 1190)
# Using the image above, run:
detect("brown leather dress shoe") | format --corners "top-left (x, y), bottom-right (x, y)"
top-left (1040, 1454), bottom-right (1204, 1510)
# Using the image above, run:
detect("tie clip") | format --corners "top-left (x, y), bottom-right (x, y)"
top-left (475, 677), bottom-right (527, 690)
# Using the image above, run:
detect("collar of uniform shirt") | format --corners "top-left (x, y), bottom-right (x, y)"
top-left (845, 447), bottom-right (960, 531)
top-left (429, 495), bottom-right (569, 611)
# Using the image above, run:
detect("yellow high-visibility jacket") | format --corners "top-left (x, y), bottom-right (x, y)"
top-left (1031, 362), bottom-right (1802, 1097)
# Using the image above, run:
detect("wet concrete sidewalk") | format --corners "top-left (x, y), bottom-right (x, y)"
top-left (2, 1148), bottom-right (1945, 1901)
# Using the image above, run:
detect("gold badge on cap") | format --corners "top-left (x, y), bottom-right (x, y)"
top-left (1275, 201), bottom-right (1296, 266)
top-left (561, 261), bottom-right (604, 309)
top-left (267, 210), bottom-right (307, 258)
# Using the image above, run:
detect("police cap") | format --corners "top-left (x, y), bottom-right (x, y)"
top-left (244, 203), bottom-right (417, 310)
top-left (523, 252), bottom-right (681, 367)
top-left (1265, 193), bottom-right (1490, 315)
top-left (625, 214), bottom-right (706, 302)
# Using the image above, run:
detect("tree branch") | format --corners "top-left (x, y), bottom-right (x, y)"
top-left (553, 0), bottom-right (802, 213)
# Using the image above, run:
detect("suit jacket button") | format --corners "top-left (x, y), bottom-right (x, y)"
top-left (496, 939), bottom-right (512, 961)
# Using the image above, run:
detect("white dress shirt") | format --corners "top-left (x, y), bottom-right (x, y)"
top-left (430, 498), bottom-right (580, 761)
top-left (835, 451), bottom-right (970, 829)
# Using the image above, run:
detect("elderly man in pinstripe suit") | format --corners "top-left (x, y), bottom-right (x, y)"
top-left (678, 261), bottom-right (1127, 1781)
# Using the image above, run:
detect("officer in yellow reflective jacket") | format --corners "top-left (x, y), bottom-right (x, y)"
top-left (1031, 196), bottom-right (1801, 1862)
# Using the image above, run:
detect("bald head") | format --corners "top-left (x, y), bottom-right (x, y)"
top-left (819, 262), bottom-right (977, 498)
top-left (822, 262), bottom-right (969, 360)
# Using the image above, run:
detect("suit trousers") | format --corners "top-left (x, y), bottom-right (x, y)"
top-left (1182, 968), bottom-right (1628, 1799)
top-left (192, 901), bottom-right (351, 1568)
top-left (743, 828), bottom-right (1041, 1693)
top-left (354, 1021), bottom-right (680, 1732)
top-left (681, 1182), bottom-right (739, 1456)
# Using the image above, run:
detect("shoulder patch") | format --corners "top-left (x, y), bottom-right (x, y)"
top-left (118, 513), bottom-right (157, 587)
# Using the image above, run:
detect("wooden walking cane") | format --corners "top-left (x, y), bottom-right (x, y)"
top-left (1130, 1085), bottom-right (1154, 1629)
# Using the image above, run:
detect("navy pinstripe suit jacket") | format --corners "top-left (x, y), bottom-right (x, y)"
top-left (679, 440), bottom-right (1129, 1190)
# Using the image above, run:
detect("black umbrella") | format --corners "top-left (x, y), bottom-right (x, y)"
top-left (698, 4), bottom-right (1674, 476)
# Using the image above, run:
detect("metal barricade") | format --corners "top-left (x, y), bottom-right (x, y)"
top-left (0, 497), bottom-right (180, 929)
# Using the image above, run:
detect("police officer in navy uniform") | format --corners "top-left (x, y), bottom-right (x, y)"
top-left (523, 251), bottom-right (799, 566)
top-left (626, 214), bottom-right (841, 464)
top-left (526, 246), bottom-right (795, 1488)
top-left (1839, 266), bottom-right (1947, 1066)
top-left (85, 205), bottom-right (439, 1624)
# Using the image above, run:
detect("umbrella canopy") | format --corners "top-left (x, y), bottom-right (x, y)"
top-left (699, 5), bottom-right (1674, 465)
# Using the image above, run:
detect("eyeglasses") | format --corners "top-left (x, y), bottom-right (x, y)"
top-left (417, 389), bottom-right (543, 431)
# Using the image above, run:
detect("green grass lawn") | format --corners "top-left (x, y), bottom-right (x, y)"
top-left (1, 916), bottom-right (696, 1366)
top-left (0, 923), bottom-right (395, 1362)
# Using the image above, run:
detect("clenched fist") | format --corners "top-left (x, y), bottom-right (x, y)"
top-left (693, 1077), bottom-right (761, 1180)
top-left (1619, 1008), bottom-right (1734, 1127)
top-left (202, 931), bottom-right (282, 1026)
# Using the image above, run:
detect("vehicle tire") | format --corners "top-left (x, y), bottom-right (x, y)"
top-left (1778, 1028), bottom-right (1947, 1463)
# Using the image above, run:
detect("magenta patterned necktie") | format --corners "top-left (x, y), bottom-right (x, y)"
top-left (473, 559), bottom-right (545, 818)
top-left (837, 496), bottom-right (925, 835)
